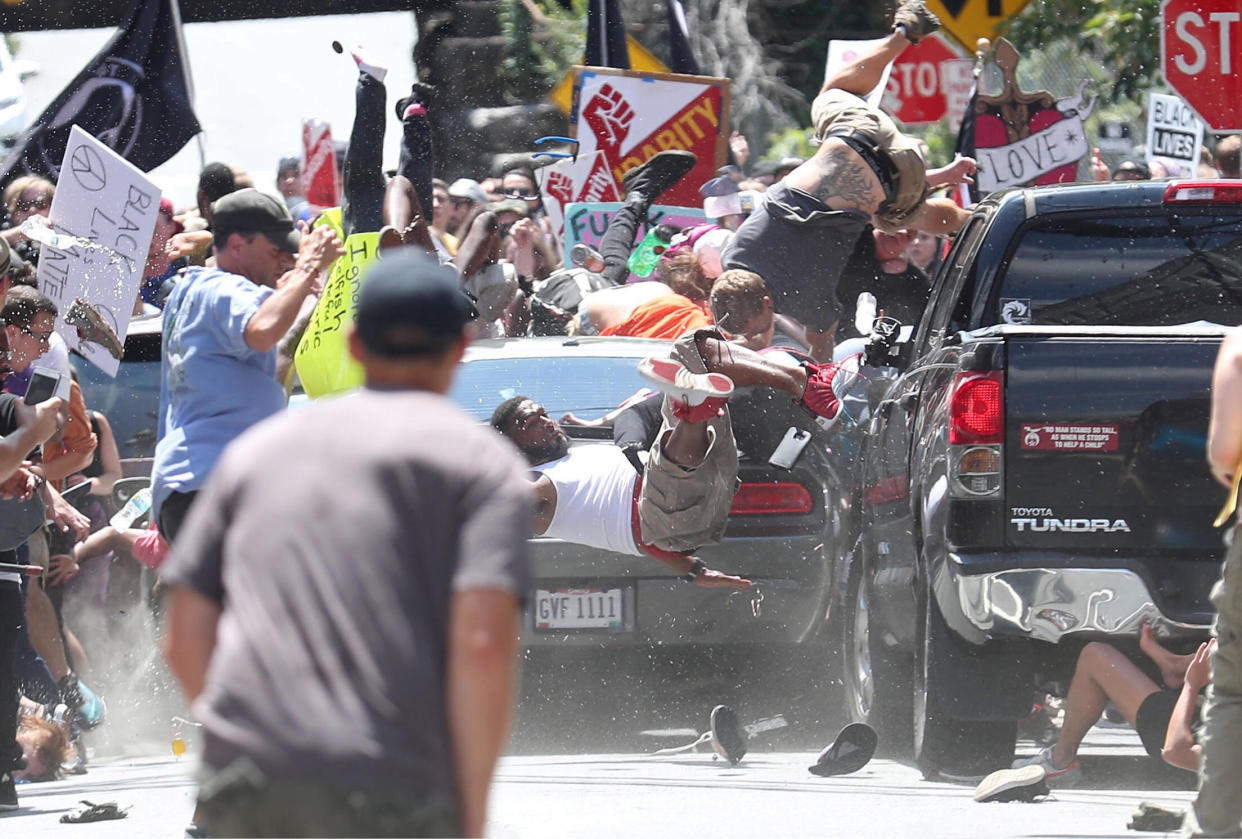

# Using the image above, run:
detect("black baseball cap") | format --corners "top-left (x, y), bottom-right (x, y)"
top-left (212, 189), bottom-right (300, 254)
top-left (355, 248), bottom-right (473, 357)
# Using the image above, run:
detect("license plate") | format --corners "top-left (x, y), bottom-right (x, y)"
top-left (534, 587), bottom-right (627, 631)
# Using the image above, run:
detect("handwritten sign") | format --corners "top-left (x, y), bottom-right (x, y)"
top-left (293, 228), bottom-right (377, 398)
top-left (570, 67), bottom-right (729, 208)
top-left (560, 202), bottom-right (706, 279)
top-left (37, 126), bottom-right (158, 377)
top-left (1020, 423), bottom-right (1119, 451)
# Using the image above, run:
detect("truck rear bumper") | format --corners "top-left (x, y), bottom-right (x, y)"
top-left (948, 555), bottom-right (1211, 642)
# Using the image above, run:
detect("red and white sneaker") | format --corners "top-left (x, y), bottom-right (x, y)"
top-left (639, 357), bottom-right (733, 422)
top-left (800, 360), bottom-right (848, 420)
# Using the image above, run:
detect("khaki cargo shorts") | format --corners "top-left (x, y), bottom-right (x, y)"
top-left (810, 88), bottom-right (928, 230)
top-left (638, 327), bottom-right (740, 554)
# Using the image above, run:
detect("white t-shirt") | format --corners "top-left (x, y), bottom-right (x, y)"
top-left (534, 445), bottom-right (641, 556)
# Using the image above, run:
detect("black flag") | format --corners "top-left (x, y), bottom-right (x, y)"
top-left (665, 0), bottom-right (701, 76)
top-left (586, 0), bottom-right (630, 69)
top-left (953, 81), bottom-right (980, 206)
top-left (0, 0), bottom-right (200, 187)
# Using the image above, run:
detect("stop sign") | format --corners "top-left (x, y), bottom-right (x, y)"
top-left (882, 35), bottom-right (964, 125)
top-left (1162, 0), bottom-right (1242, 130)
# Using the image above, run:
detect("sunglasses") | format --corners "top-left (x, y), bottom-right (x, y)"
top-left (502, 188), bottom-right (540, 201)
top-left (17, 325), bottom-right (53, 343)
top-left (15, 195), bottom-right (51, 213)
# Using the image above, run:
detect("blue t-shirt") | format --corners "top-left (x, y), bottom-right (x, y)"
top-left (151, 267), bottom-right (281, 518)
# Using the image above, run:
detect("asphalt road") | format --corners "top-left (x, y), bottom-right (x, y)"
top-left (5, 726), bottom-right (1197, 838)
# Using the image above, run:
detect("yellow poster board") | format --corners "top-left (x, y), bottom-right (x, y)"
top-left (292, 227), bottom-right (378, 398)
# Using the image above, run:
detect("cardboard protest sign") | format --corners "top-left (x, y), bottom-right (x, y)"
top-left (825, 39), bottom-right (893, 109)
top-left (36, 125), bottom-right (158, 377)
top-left (302, 118), bottom-right (340, 209)
top-left (972, 40), bottom-right (1095, 192)
top-left (570, 67), bottom-right (728, 208)
top-left (1146, 92), bottom-right (1203, 178)
top-left (538, 150), bottom-right (622, 240)
top-left (293, 225), bottom-right (376, 398)
top-left (561, 202), bottom-right (706, 278)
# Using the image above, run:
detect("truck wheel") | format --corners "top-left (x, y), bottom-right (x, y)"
top-left (843, 566), bottom-right (912, 753)
top-left (913, 592), bottom-right (1016, 779)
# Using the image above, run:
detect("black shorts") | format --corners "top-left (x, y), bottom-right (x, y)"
top-left (1134, 689), bottom-right (1179, 758)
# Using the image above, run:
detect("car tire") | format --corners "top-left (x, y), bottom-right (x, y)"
top-left (843, 564), bottom-right (912, 754)
top-left (913, 588), bottom-right (1016, 779)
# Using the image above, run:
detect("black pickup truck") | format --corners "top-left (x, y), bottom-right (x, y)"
top-left (836, 179), bottom-right (1242, 777)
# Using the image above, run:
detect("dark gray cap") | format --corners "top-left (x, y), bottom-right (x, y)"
top-left (212, 188), bottom-right (300, 253)
top-left (355, 249), bottom-right (472, 357)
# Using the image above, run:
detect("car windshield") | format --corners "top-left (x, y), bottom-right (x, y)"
top-left (76, 343), bottom-right (162, 460)
top-left (450, 355), bottom-right (648, 423)
top-left (996, 213), bottom-right (1242, 326)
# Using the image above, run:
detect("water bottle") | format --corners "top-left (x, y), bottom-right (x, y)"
top-left (110, 487), bottom-right (152, 531)
top-left (627, 224), bottom-right (679, 278)
top-left (570, 243), bottom-right (605, 273)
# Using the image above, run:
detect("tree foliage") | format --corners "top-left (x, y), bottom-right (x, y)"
top-left (1002, 0), bottom-right (1163, 103)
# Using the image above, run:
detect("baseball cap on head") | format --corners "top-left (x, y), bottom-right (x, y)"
top-left (448, 178), bottom-right (488, 205)
top-left (355, 248), bottom-right (473, 357)
top-left (211, 188), bottom-right (300, 254)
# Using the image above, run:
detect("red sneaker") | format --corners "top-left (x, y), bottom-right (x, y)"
top-left (800, 361), bottom-right (845, 420)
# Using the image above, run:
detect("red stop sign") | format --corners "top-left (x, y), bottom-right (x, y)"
top-left (882, 35), bottom-right (962, 125)
top-left (1162, 0), bottom-right (1242, 130)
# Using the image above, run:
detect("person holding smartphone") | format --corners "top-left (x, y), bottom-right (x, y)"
top-left (0, 392), bottom-right (65, 811)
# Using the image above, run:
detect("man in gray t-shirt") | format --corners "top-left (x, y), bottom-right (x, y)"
top-left (162, 250), bottom-right (532, 838)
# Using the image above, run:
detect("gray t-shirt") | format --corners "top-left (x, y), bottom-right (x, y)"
top-left (162, 388), bottom-right (532, 798)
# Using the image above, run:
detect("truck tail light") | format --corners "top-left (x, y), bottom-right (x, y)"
top-left (729, 482), bottom-right (813, 515)
top-left (1163, 181), bottom-right (1242, 204)
top-left (949, 371), bottom-right (1004, 445)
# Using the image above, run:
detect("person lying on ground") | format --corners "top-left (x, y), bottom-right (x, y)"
top-left (1009, 625), bottom-right (1212, 784)
top-left (490, 327), bottom-right (843, 587)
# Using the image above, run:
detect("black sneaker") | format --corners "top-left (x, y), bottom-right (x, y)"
top-left (808, 722), bottom-right (878, 777)
top-left (892, 0), bottom-right (941, 44)
top-left (973, 765), bottom-right (1049, 803)
top-left (394, 81), bottom-right (437, 120)
top-left (0, 771), bottom-right (17, 811)
top-left (709, 704), bottom-right (747, 765)
top-left (621, 150), bottom-right (697, 203)
top-left (58, 672), bottom-right (106, 730)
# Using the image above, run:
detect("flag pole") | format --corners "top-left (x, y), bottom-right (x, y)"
top-left (168, 0), bottom-right (205, 170)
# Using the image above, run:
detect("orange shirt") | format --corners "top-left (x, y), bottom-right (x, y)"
top-left (600, 294), bottom-right (711, 339)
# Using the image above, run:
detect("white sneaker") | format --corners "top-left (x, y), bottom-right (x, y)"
top-left (1010, 744), bottom-right (1080, 785)
top-left (351, 44), bottom-right (387, 82)
top-left (638, 357), bottom-right (733, 407)
top-left (974, 765), bottom-right (1048, 803)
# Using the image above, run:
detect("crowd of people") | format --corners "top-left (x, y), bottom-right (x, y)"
top-left (0, 0), bottom-right (1241, 835)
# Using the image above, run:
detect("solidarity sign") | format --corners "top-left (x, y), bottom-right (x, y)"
top-left (570, 67), bottom-right (729, 208)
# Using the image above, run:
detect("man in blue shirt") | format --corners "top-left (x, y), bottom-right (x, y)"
top-left (152, 189), bottom-right (343, 542)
